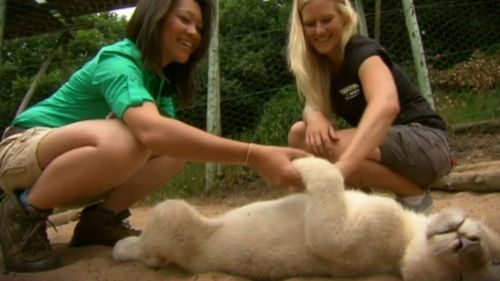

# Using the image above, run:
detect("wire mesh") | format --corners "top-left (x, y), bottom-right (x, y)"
top-left (0, 0), bottom-right (498, 193)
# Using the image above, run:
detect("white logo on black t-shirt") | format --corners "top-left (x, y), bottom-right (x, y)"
top-left (339, 83), bottom-right (360, 100)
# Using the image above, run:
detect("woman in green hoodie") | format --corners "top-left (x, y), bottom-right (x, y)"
top-left (0, 0), bottom-right (308, 273)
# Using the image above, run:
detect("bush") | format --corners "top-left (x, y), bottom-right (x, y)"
top-left (245, 85), bottom-right (303, 145)
top-left (429, 51), bottom-right (500, 92)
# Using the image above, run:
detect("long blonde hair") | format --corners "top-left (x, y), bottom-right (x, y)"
top-left (287, 0), bottom-right (358, 117)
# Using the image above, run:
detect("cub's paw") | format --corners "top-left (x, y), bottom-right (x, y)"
top-left (426, 208), bottom-right (466, 238)
top-left (113, 236), bottom-right (141, 262)
top-left (427, 209), bottom-right (489, 273)
top-left (292, 157), bottom-right (343, 189)
top-left (292, 157), bottom-right (332, 176)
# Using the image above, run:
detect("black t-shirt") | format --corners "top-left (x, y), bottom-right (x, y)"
top-left (330, 35), bottom-right (447, 131)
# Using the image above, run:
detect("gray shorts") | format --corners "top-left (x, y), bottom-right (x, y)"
top-left (380, 123), bottom-right (452, 187)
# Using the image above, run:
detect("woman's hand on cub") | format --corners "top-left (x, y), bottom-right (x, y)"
top-left (246, 144), bottom-right (309, 190)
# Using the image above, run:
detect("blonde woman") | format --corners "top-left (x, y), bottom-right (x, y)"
top-left (288, 0), bottom-right (452, 213)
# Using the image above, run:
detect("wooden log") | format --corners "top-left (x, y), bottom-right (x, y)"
top-left (48, 209), bottom-right (80, 227)
top-left (451, 119), bottom-right (500, 134)
top-left (431, 161), bottom-right (500, 192)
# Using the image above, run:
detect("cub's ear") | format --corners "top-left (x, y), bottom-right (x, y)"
top-left (426, 208), bottom-right (466, 237)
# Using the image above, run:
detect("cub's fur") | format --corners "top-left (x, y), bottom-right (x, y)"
top-left (113, 157), bottom-right (500, 280)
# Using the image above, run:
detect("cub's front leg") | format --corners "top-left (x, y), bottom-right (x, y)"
top-left (292, 158), bottom-right (348, 259)
top-left (292, 157), bottom-right (346, 212)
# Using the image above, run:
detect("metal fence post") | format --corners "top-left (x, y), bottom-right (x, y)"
top-left (205, 0), bottom-right (221, 192)
top-left (354, 0), bottom-right (368, 36)
top-left (401, 0), bottom-right (435, 109)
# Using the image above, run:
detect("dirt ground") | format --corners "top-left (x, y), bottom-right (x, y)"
top-left (1, 131), bottom-right (500, 281)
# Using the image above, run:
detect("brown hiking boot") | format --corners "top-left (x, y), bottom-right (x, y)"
top-left (0, 194), bottom-right (61, 272)
top-left (69, 204), bottom-right (140, 247)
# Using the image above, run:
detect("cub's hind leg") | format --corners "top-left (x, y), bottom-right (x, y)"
top-left (113, 200), bottom-right (213, 268)
top-left (113, 236), bottom-right (165, 268)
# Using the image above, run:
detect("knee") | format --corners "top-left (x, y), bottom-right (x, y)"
top-left (98, 133), bottom-right (151, 172)
top-left (171, 158), bottom-right (188, 171)
top-left (110, 142), bottom-right (149, 163)
top-left (288, 121), bottom-right (306, 148)
top-left (153, 155), bottom-right (187, 173)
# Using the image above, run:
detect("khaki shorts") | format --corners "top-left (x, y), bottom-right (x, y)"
top-left (0, 127), bottom-right (110, 207)
top-left (0, 127), bottom-right (53, 194)
top-left (380, 123), bottom-right (452, 187)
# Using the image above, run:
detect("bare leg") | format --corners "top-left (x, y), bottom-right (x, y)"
top-left (288, 121), bottom-right (422, 197)
top-left (27, 119), bottom-right (151, 209)
top-left (102, 155), bottom-right (187, 212)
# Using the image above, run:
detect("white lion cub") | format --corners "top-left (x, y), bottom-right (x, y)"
top-left (113, 157), bottom-right (500, 280)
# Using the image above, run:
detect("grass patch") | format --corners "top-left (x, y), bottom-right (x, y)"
top-left (140, 163), bottom-right (207, 206)
top-left (240, 85), bottom-right (303, 145)
top-left (435, 89), bottom-right (500, 125)
top-left (140, 163), bottom-right (262, 206)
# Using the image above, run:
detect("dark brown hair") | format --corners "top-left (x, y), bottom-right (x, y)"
top-left (126, 0), bottom-right (214, 105)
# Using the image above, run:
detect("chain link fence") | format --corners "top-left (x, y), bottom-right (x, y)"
top-left (0, 0), bottom-right (498, 196)
top-left (181, 0), bottom-right (499, 139)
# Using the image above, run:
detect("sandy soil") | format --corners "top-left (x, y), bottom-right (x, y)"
top-left (1, 131), bottom-right (500, 281)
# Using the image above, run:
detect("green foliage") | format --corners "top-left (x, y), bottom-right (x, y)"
top-left (219, 0), bottom-right (290, 36)
top-left (141, 163), bottom-right (207, 204)
top-left (68, 13), bottom-right (127, 59)
top-left (217, 0), bottom-right (294, 136)
top-left (246, 85), bottom-right (302, 145)
top-left (67, 30), bottom-right (106, 59)
top-left (0, 13), bottom-right (127, 129)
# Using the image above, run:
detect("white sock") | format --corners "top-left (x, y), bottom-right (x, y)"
top-left (19, 189), bottom-right (31, 208)
top-left (400, 192), bottom-right (425, 205)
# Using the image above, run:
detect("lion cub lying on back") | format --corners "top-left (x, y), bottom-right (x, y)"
top-left (113, 157), bottom-right (500, 280)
